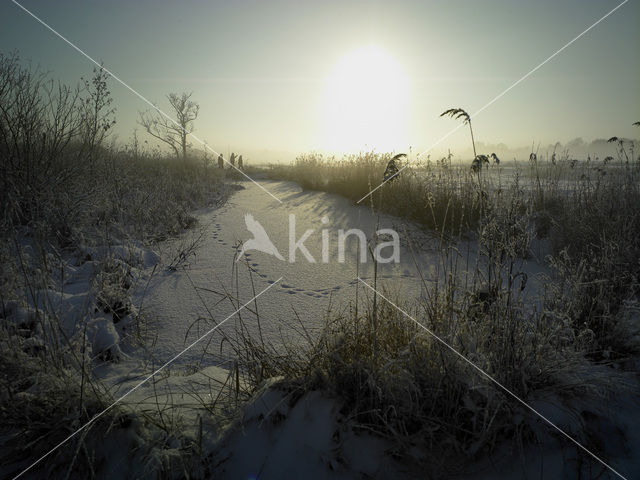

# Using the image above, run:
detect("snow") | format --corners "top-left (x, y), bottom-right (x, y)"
top-left (5, 178), bottom-right (639, 479)
top-left (86, 316), bottom-right (124, 361)
top-left (468, 364), bottom-right (640, 479)
top-left (210, 374), bottom-right (640, 480)
top-left (210, 384), bottom-right (410, 479)
top-left (80, 242), bottom-right (161, 269)
top-left (138, 180), bottom-right (553, 368)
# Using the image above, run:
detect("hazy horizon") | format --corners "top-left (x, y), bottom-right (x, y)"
top-left (1, 0), bottom-right (638, 161)
top-left (233, 136), bottom-right (638, 165)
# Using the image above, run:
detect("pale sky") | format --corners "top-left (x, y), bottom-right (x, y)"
top-left (1, 0), bottom-right (638, 161)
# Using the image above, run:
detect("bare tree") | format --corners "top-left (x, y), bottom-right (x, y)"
top-left (0, 51), bottom-right (86, 225)
top-left (138, 92), bottom-right (199, 161)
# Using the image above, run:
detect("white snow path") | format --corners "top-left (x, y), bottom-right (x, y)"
top-left (98, 179), bottom-right (551, 418)
top-left (87, 179), bottom-right (639, 479)
top-left (94, 178), bottom-right (450, 429)
top-left (137, 180), bottom-right (446, 368)
top-left (121, 179), bottom-right (552, 370)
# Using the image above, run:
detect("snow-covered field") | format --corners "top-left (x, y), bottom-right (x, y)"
top-left (97, 179), bottom-right (460, 410)
top-left (138, 180), bottom-right (443, 363)
top-left (4, 178), bottom-right (639, 479)
top-left (114, 178), bottom-right (551, 374)
top-left (142, 179), bottom-right (640, 479)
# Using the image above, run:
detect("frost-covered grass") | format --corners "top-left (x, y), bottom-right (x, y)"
top-left (0, 160), bottom-right (231, 478)
top-left (0, 52), bottom-right (234, 478)
top-left (269, 152), bottom-right (640, 357)
top-left (246, 155), bottom-right (640, 476)
top-left (2, 46), bottom-right (639, 477)
top-left (224, 200), bottom-right (599, 475)
top-left (269, 152), bottom-right (485, 232)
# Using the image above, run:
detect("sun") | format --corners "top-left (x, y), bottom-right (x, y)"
top-left (322, 46), bottom-right (409, 153)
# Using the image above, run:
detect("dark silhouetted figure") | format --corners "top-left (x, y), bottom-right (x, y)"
top-left (230, 152), bottom-right (236, 167)
top-left (217, 153), bottom-right (224, 169)
top-left (238, 155), bottom-right (243, 169)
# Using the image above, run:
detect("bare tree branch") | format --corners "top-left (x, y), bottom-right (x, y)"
top-left (137, 92), bottom-right (199, 161)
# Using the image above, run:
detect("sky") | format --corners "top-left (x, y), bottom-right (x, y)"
top-left (0, 0), bottom-right (638, 162)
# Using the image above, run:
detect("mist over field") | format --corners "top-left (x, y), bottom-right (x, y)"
top-left (221, 137), bottom-right (640, 167)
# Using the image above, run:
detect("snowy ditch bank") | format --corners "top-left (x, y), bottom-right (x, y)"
top-left (136, 179), bottom-right (639, 479)
top-left (2, 179), bottom-right (639, 479)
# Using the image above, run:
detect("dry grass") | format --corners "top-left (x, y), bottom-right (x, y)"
top-left (269, 152), bottom-right (488, 233)
top-left (269, 150), bottom-right (640, 356)
top-left (252, 151), bottom-right (640, 475)
top-left (0, 51), bottom-right (232, 479)
top-left (228, 209), bottom-right (611, 476)
top-left (2, 48), bottom-right (638, 477)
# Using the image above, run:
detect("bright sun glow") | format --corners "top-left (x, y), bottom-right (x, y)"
top-left (322, 46), bottom-right (409, 153)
